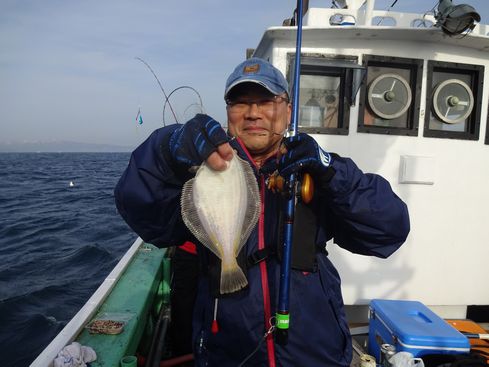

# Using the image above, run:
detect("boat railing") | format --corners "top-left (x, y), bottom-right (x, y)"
top-left (303, 7), bottom-right (488, 37)
top-left (30, 237), bottom-right (145, 367)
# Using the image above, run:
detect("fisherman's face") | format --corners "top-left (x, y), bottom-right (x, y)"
top-left (226, 83), bottom-right (291, 161)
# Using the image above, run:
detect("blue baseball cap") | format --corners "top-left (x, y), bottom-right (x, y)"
top-left (224, 57), bottom-right (289, 99)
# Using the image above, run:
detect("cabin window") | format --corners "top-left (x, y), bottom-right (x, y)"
top-left (411, 19), bottom-right (434, 28)
top-left (299, 73), bottom-right (342, 129)
top-left (287, 54), bottom-right (363, 135)
top-left (372, 16), bottom-right (396, 26)
top-left (424, 61), bottom-right (483, 140)
top-left (358, 55), bottom-right (423, 136)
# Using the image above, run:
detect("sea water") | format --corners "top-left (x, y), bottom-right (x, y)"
top-left (0, 153), bottom-right (136, 366)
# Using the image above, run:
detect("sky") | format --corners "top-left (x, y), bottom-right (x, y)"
top-left (1, 0), bottom-right (488, 149)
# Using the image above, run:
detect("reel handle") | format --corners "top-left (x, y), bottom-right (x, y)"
top-left (267, 172), bottom-right (314, 204)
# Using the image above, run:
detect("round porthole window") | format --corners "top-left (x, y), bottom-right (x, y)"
top-left (432, 79), bottom-right (474, 124)
top-left (367, 73), bottom-right (412, 119)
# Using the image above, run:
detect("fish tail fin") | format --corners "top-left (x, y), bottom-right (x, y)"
top-left (220, 260), bottom-right (248, 294)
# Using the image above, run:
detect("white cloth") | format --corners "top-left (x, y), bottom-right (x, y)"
top-left (53, 342), bottom-right (97, 367)
top-left (389, 351), bottom-right (425, 367)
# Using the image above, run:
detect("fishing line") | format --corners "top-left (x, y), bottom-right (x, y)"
top-left (183, 103), bottom-right (205, 118)
top-left (162, 85), bottom-right (204, 125)
top-left (236, 335), bottom-right (265, 367)
top-left (135, 57), bottom-right (179, 125)
top-left (237, 322), bottom-right (276, 367)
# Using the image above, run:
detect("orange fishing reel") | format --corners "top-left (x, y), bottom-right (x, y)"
top-left (267, 172), bottom-right (314, 204)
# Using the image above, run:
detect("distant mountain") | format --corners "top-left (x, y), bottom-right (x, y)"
top-left (0, 140), bottom-right (133, 153)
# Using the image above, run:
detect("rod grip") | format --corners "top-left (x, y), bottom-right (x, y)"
top-left (275, 312), bottom-right (290, 346)
top-left (275, 328), bottom-right (288, 346)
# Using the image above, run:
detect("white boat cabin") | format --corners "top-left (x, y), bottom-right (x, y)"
top-left (252, 0), bottom-right (489, 320)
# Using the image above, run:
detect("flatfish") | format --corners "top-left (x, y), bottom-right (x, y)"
top-left (181, 152), bottom-right (260, 294)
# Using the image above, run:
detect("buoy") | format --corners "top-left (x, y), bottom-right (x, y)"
top-left (69, 181), bottom-right (75, 187)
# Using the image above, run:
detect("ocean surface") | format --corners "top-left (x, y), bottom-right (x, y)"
top-left (0, 153), bottom-right (136, 366)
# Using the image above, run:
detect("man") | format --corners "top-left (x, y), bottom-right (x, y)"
top-left (115, 57), bottom-right (409, 366)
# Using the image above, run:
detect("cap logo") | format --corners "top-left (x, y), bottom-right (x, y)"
top-left (243, 64), bottom-right (260, 74)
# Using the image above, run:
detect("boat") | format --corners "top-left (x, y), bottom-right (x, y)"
top-left (32, 0), bottom-right (489, 365)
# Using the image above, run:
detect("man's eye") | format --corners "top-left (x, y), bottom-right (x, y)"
top-left (233, 102), bottom-right (248, 108)
top-left (259, 99), bottom-right (275, 106)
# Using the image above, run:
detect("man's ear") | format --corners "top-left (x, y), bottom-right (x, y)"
top-left (287, 103), bottom-right (292, 126)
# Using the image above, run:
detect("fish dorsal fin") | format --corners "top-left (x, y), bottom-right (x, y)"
top-left (181, 172), bottom-right (221, 258)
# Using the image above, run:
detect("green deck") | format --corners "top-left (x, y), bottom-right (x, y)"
top-left (77, 243), bottom-right (167, 367)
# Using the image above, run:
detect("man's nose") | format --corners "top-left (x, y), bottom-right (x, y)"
top-left (245, 102), bottom-right (260, 118)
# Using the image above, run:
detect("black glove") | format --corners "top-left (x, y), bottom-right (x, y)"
top-left (169, 114), bottom-right (229, 168)
top-left (276, 133), bottom-right (332, 178)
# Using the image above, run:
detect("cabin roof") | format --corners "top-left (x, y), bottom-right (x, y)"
top-left (254, 26), bottom-right (489, 58)
top-left (254, 6), bottom-right (489, 57)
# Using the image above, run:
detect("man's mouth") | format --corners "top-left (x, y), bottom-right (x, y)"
top-left (244, 126), bottom-right (268, 133)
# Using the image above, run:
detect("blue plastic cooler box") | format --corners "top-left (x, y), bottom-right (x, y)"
top-left (368, 299), bottom-right (470, 360)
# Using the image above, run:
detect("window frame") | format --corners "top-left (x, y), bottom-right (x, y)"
top-left (358, 54), bottom-right (423, 137)
top-left (423, 60), bottom-right (484, 141)
top-left (286, 53), bottom-right (360, 135)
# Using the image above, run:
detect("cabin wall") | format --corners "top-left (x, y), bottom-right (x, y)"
top-left (257, 34), bottom-right (489, 307)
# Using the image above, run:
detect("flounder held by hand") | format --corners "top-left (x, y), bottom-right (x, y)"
top-left (181, 152), bottom-right (260, 294)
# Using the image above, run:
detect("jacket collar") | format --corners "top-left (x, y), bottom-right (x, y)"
top-left (229, 137), bottom-right (278, 175)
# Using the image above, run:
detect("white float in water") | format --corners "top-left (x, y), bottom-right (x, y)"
top-left (69, 181), bottom-right (75, 187)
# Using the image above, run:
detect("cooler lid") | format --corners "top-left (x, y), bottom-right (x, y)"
top-left (370, 299), bottom-right (470, 350)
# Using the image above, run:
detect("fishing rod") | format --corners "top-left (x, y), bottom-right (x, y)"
top-left (135, 57), bottom-right (179, 125)
top-left (275, 0), bottom-right (305, 346)
top-left (162, 85), bottom-right (204, 126)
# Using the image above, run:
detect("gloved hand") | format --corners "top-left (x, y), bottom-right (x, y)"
top-left (169, 114), bottom-right (230, 169)
top-left (276, 133), bottom-right (332, 178)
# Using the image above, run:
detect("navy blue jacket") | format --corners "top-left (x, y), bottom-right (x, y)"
top-left (115, 124), bottom-right (410, 367)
